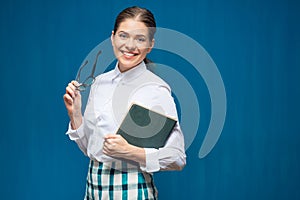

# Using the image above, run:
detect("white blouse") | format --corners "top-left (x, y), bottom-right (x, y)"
top-left (66, 62), bottom-right (186, 173)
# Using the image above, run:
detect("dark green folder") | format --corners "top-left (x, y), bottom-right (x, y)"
top-left (117, 104), bottom-right (177, 148)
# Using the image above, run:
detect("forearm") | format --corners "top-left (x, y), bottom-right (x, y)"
top-left (64, 80), bottom-right (83, 130)
top-left (68, 110), bottom-right (83, 130)
top-left (141, 124), bottom-right (186, 173)
top-left (66, 120), bottom-right (88, 155)
top-left (123, 144), bottom-right (146, 166)
top-left (103, 135), bottom-right (146, 166)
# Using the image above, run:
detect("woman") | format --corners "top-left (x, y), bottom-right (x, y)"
top-left (63, 6), bottom-right (186, 200)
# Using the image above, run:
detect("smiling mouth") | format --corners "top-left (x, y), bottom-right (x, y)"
top-left (121, 50), bottom-right (139, 57)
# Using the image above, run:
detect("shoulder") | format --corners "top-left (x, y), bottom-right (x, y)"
top-left (138, 70), bottom-right (171, 92)
top-left (130, 70), bottom-right (178, 119)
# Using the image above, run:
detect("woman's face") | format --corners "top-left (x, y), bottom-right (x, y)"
top-left (111, 18), bottom-right (154, 72)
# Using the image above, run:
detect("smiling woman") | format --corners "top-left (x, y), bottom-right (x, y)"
top-left (63, 6), bottom-right (186, 200)
top-left (111, 8), bottom-right (155, 72)
top-left (111, 19), bottom-right (154, 72)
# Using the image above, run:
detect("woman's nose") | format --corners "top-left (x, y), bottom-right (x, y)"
top-left (125, 38), bottom-right (136, 50)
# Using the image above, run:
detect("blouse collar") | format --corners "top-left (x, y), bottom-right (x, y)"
top-left (112, 61), bottom-right (147, 82)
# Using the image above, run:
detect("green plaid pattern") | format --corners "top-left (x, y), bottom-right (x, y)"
top-left (84, 160), bottom-right (158, 200)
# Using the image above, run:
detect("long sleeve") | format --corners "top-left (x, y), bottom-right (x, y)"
top-left (140, 123), bottom-right (186, 173)
top-left (66, 122), bottom-right (88, 156)
top-left (65, 80), bottom-right (97, 157)
top-left (129, 80), bottom-right (187, 173)
top-left (65, 62), bottom-right (187, 171)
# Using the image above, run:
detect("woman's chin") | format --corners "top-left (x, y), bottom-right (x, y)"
top-left (118, 58), bottom-right (142, 71)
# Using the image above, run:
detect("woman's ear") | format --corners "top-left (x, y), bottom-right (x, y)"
top-left (147, 38), bottom-right (155, 53)
top-left (111, 31), bottom-right (115, 46)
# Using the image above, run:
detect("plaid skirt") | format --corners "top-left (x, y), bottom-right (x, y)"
top-left (84, 160), bottom-right (158, 200)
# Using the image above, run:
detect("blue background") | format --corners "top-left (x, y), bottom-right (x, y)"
top-left (1, 0), bottom-right (299, 199)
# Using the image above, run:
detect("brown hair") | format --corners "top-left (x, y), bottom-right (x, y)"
top-left (113, 6), bottom-right (156, 65)
top-left (114, 6), bottom-right (156, 40)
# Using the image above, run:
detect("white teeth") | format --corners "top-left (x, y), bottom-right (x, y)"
top-left (123, 52), bottom-right (135, 56)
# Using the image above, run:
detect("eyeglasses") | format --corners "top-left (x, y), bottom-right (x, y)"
top-left (75, 50), bottom-right (102, 91)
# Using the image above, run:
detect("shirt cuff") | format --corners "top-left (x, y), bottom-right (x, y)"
top-left (65, 122), bottom-right (84, 140)
top-left (140, 148), bottom-right (160, 173)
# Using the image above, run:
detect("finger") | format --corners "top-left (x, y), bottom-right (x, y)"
top-left (63, 94), bottom-right (73, 105)
top-left (66, 84), bottom-right (78, 98)
top-left (70, 82), bottom-right (82, 97)
top-left (104, 134), bottom-right (117, 140)
top-left (110, 134), bottom-right (123, 142)
top-left (71, 80), bottom-right (80, 87)
top-left (68, 82), bottom-right (76, 92)
top-left (103, 142), bottom-right (108, 150)
top-left (102, 146), bottom-right (109, 155)
top-left (104, 138), bottom-right (114, 146)
top-left (71, 81), bottom-right (82, 92)
top-left (103, 140), bottom-right (112, 148)
top-left (114, 134), bottom-right (122, 139)
top-left (103, 142), bottom-right (114, 153)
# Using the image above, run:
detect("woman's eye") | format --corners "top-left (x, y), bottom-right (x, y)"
top-left (136, 37), bottom-right (146, 43)
top-left (119, 33), bottom-right (128, 39)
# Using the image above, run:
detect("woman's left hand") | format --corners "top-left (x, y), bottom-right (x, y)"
top-left (103, 134), bottom-right (146, 165)
top-left (103, 134), bottom-right (131, 158)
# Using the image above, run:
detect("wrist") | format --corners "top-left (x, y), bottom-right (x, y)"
top-left (125, 144), bottom-right (146, 166)
top-left (69, 114), bottom-right (82, 130)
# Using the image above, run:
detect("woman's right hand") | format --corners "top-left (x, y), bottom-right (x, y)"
top-left (63, 81), bottom-right (83, 129)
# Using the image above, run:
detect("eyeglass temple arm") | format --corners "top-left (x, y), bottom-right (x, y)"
top-left (76, 60), bottom-right (89, 82)
top-left (90, 50), bottom-right (102, 78)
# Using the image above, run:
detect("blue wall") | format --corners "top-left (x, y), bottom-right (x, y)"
top-left (1, 0), bottom-right (299, 199)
